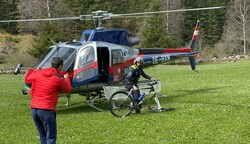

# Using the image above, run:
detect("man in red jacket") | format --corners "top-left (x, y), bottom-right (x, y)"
top-left (30, 57), bottom-right (71, 144)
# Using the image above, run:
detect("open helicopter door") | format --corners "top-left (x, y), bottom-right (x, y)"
top-left (72, 44), bottom-right (99, 87)
top-left (110, 49), bottom-right (125, 83)
top-left (97, 47), bottom-right (110, 82)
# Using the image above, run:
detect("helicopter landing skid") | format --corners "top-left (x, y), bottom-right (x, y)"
top-left (65, 94), bottom-right (71, 106)
top-left (86, 96), bottom-right (106, 112)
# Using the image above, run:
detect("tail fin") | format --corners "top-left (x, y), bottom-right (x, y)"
top-left (189, 20), bottom-right (201, 71)
top-left (189, 57), bottom-right (196, 71)
top-left (190, 20), bottom-right (201, 50)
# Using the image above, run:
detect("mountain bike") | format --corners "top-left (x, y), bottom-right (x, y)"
top-left (108, 80), bottom-right (163, 117)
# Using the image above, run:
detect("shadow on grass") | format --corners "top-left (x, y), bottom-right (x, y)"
top-left (161, 86), bottom-right (231, 102)
top-left (131, 107), bottom-right (176, 117)
top-left (57, 101), bottom-right (109, 115)
top-left (180, 101), bottom-right (249, 109)
top-left (158, 86), bottom-right (249, 109)
top-left (56, 86), bottom-right (246, 116)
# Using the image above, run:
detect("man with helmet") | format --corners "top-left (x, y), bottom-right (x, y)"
top-left (124, 57), bottom-right (155, 113)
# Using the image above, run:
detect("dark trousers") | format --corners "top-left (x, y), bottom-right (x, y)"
top-left (31, 108), bottom-right (57, 144)
top-left (132, 90), bottom-right (142, 111)
top-left (132, 90), bottom-right (140, 102)
top-left (124, 80), bottom-right (142, 111)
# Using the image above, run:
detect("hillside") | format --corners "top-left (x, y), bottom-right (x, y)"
top-left (0, 32), bottom-right (36, 68)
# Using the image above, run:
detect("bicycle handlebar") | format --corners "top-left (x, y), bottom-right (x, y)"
top-left (148, 80), bottom-right (159, 86)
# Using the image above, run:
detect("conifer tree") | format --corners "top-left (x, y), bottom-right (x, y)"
top-left (0, 0), bottom-right (19, 33)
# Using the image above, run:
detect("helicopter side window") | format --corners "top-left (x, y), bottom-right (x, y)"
top-left (111, 50), bottom-right (123, 65)
top-left (78, 46), bottom-right (95, 68)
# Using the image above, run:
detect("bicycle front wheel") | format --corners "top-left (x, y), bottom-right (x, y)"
top-left (109, 91), bottom-right (134, 117)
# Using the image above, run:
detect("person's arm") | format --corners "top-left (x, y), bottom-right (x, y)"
top-left (141, 69), bottom-right (151, 79)
top-left (59, 74), bottom-right (71, 93)
top-left (29, 70), bottom-right (40, 83)
top-left (141, 69), bottom-right (156, 81)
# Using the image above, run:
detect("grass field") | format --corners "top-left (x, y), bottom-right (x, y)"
top-left (0, 61), bottom-right (250, 143)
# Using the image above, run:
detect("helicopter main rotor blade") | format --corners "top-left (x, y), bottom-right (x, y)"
top-left (111, 6), bottom-right (226, 17)
top-left (111, 15), bottom-right (152, 18)
top-left (0, 15), bottom-right (92, 23)
top-left (0, 6), bottom-right (225, 24)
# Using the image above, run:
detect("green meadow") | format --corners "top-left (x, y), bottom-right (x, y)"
top-left (0, 61), bottom-right (249, 144)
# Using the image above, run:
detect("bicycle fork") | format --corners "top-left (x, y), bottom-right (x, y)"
top-left (154, 94), bottom-right (162, 110)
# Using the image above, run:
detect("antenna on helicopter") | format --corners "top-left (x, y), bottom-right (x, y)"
top-left (48, 36), bottom-right (57, 45)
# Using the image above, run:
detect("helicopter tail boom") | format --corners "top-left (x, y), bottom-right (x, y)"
top-left (139, 20), bottom-right (201, 70)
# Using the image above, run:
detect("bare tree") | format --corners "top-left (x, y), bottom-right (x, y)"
top-left (229, 0), bottom-right (250, 55)
top-left (35, 0), bottom-right (52, 22)
top-left (161, 0), bottom-right (184, 37)
top-left (18, 0), bottom-right (75, 34)
top-left (219, 0), bottom-right (250, 56)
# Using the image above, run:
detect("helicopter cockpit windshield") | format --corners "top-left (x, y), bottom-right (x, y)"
top-left (38, 47), bottom-right (76, 72)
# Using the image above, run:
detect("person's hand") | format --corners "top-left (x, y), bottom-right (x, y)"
top-left (133, 85), bottom-right (139, 90)
top-left (63, 73), bottom-right (69, 79)
top-left (150, 77), bottom-right (156, 81)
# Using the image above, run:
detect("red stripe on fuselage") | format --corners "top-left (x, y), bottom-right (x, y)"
top-left (72, 61), bottom-right (98, 79)
top-left (163, 48), bottom-right (192, 53)
top-left (110, 64), bottom-right (124, 82)
top-left (109, 58), bottom-right (134, 81)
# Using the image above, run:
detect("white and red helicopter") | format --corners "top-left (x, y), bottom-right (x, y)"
top-left (3, 6), bottom-right (224, 110)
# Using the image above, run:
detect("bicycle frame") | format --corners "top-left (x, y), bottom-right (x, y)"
top-left (137, 81), bottom-right (162, 110)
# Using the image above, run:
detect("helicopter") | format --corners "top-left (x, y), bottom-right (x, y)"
top-left (4, 6), bottom-right (225, 111)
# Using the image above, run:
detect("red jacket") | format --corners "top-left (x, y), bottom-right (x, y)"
top-left (30, 68), bottom-right (71, 110)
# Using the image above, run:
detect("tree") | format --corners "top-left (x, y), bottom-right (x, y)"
top-left (18, 0), bottom-right (76, 39)
top-left (18, 0), bottom-right (81, 58)
top-left (232, 0), bottom-right (249, 55)
top-left (141, 1), bottom-right (182, 48)
top-left (0, 0), bottom-right (19, 33)
top-left (221, 0), bottom-right (250, 55)
top-left (182, 0), bottom-right (229, 48)
top-left (65, 0), bottom-right (152, 36)
top-left (28, 23), bottom-right (64, 58)
top-left (161, 0), bottom-right (184, 37)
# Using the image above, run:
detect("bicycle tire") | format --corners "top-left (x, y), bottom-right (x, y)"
top-left (109, 91), bottom-right (134, 117)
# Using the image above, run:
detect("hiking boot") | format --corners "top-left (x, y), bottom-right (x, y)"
top-left (135, 108), bottom-right (142, 114)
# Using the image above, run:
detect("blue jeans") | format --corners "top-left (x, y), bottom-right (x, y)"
top-left (31, 109), bottom-right (57, 144)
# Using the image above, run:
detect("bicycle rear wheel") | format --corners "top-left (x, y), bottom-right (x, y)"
top-left (109, 91), bottom-right (134, 117)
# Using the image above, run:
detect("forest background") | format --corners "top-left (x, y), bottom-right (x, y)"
top-left (0, 0), bottom-right (249, 67)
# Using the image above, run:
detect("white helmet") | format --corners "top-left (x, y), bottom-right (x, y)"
top-left (134, 57), bottom-right (144, 64)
